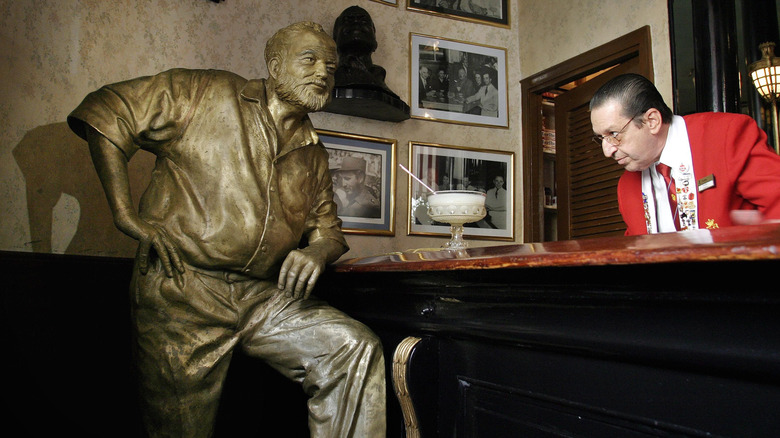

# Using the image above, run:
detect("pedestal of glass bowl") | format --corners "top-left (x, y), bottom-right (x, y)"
top-left (426, 190), bottom-right (487, 250)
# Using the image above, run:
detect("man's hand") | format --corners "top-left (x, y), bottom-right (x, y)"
top-left (86, 126), bottom-right (184, 277)
top-left (730, 210), bottom-right (765, 226)
top-left (277, 247), bottom-right (328, 300)
top-left (119, 215), bottom-right (184, 277)
top-left (730, 210), bottom-right (780, 226)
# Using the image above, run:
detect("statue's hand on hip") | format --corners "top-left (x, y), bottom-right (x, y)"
top-left (120, 215), bottom-right (184, 278)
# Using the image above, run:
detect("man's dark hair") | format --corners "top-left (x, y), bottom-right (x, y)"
top-left (590, 73), bottom-right (674, 124)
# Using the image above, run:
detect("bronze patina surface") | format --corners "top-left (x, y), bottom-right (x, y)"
top-left (68, 21), bottom-right (386, 438)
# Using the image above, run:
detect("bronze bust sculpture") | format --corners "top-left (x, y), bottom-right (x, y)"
top-left (333, 5), bottom-right (396, 97)
top-left (67, 21), bottom-right (386, 438)
top-left (326, 6), bottom-right (409, 122)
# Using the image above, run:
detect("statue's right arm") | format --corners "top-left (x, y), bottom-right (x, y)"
top-left (86, 126), bottom-right (184, 277)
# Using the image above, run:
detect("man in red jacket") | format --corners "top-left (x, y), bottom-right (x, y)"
top-left (590, 73), bottom-right (780, 235)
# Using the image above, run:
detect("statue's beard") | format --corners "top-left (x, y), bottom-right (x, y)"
top-left (275, 75), bottom-right (332, 112)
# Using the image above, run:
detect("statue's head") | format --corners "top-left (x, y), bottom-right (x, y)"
top-left (333, 5), bottom-right (378, 55)
top-left (265, 21), bottom-right (338, 112)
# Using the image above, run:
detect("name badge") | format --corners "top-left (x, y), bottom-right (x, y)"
top-left (697, 174), bottom-right (715, 192)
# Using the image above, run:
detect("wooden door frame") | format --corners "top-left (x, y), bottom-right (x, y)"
top-left (555, 60), bottom-right (640, 240)
top-left (520, 26), bottom-right (654, 242)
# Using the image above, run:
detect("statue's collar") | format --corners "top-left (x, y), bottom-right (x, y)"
top-left (239, 78), bottom-right (267, 103)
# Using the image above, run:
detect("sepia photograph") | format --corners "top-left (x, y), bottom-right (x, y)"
top-left (319, 130), bottom-right (397, 236)
top-left (410, 33), bottom-right (508, 128)
top-left (408, 141), bottom-right (514, 240)
top-left (407, 0), bottom-right (510, 28)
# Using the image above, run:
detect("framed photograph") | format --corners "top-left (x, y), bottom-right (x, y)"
top-left (319, 129), bottom-right (396, 236)
top-left (370, 0), bottom-right (398, 6)
top-left (407, 0), bottom-right (510, 28)
top-left (408, 141), bottom-right (514, 240)
top-left (410, 33), bottom-right (508, 128)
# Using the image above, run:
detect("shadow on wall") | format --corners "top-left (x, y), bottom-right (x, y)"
top-left (13, 122), bottom-right (154, 258)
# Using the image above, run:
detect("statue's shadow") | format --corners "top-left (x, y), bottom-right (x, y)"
top-left (13, 122), bottom-right (154, 257)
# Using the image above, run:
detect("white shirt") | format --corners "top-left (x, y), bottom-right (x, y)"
top-left (641, 115), bottom-right (698, 233)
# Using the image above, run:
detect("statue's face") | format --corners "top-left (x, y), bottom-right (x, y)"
top-left (274, 30), bottom-right (337, 112)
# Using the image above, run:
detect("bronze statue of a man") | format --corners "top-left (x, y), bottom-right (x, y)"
top-left (67, 21), bottom-right (386, 438)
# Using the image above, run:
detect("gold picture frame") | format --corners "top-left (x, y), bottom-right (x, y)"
top-left (410, 33), bottom-right (508, 128)
top-left (319, 129), bottom-right (397, 236)
top-left (408, 141), bottom-right (514, 240)
top-left (407, 0), bottom-right (510, 28)
top-left (370, 0), bottom-right (398, 6)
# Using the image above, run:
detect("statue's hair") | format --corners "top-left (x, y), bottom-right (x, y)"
top-left (265, 21), bottom-right (328, 67)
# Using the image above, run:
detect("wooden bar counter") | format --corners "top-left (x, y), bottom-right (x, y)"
top-left (317, 223), bottom-right (780, 437)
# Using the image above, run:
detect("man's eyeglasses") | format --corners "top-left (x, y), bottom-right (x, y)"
top-left (592, 115), bottom-right (637, 146)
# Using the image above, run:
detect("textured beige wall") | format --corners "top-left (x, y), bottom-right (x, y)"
top-left (0, 0), bottom-right (669, 260)
top-left (517, 0), bottom-right (673, 105)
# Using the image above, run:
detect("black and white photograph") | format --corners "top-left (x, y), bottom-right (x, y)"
top-left (411, 33), bottom-right (508, 128)
top-left (319, 130), bottom-right (397, 236)
top-left (407, 0), bottom-right (509, 28)
top-left (408, 141), bottom-right (514, 240)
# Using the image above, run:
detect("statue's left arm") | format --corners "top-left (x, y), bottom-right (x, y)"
top-left (278, 147), bottom-right (348, 300)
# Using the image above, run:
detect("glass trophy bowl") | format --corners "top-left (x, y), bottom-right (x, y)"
top-left (427, 190), bottom-right (487, 249)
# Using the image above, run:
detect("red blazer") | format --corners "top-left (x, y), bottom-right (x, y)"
top-left (617, 112), bottom-right (780, 235)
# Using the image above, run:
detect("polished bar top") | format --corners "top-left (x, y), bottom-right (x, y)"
top-left (334, 223), bottom-right (780, 273)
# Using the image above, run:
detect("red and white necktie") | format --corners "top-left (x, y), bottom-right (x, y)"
top-left (656, 163), bottom-right (680, 230)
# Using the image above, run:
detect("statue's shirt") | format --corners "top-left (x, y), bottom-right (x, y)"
top-left (68, 69), bottom-right (347, 279)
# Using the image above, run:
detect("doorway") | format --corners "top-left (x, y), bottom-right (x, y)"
top-left (521, 26), bottom-right (654, 242)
